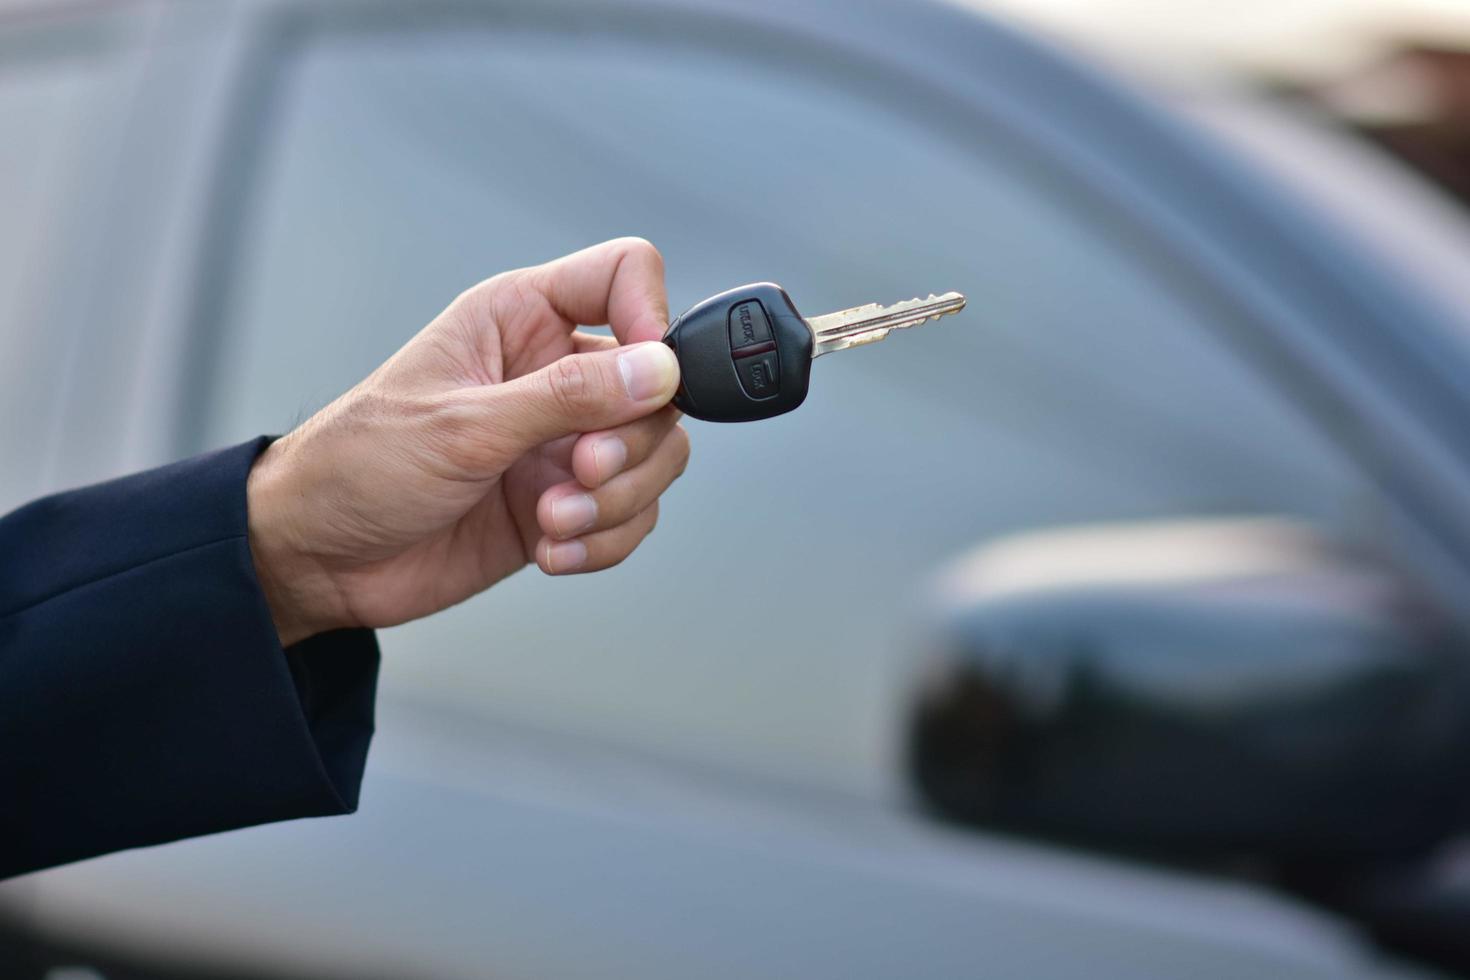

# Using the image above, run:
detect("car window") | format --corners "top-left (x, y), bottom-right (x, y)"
top-left (0, 22), bottom-right (128, 511)
top-left (199, 24), bottom-right (1375, 793)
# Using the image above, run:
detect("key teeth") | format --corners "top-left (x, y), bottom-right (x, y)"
top-left (897, 292), bottom-right (964, 310)
top-left (808, 289), bottom-right (967, 357)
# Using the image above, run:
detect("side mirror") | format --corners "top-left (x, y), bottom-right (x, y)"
top-left (906, 518), bottom-right (1470, 863)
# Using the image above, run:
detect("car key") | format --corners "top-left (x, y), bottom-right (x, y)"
top-left (662, 283), bottom-right (966, 422)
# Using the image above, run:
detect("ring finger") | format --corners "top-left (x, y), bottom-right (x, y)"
top-left (538, 501), bottom-right (660, 575)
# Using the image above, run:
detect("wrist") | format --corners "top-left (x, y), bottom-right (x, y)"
top-left (246, 438), bottom-right (345, 647)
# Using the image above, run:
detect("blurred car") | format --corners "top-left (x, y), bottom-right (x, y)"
top-left (4, 0), bottom-right (1470, 977)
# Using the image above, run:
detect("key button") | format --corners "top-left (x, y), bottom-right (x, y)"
top-left (735, 350), bottom-right (781, 399)
top-left (728, 300), bottom-right (774, 352)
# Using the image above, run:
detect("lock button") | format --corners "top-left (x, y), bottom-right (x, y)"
top-left (734, 349), bottom-right (781, 399)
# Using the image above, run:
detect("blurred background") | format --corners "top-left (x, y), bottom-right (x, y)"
top-left (5, 0), bottom-right (1470, 977)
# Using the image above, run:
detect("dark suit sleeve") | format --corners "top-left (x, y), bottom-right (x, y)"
top-left (0, 438), bottom-right (379, 878)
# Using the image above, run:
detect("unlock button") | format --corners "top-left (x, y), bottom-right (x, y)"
top-left (728, 300), bottom-right (774, 352)
top-left (735, 350), bottom-right (781, 399)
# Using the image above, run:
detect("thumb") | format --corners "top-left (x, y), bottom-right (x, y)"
top-left (479, 341), bottom-right (680, 455)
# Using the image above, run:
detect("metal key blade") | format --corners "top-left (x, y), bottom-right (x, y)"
top-left (806, 291), bottom-right (967, 357)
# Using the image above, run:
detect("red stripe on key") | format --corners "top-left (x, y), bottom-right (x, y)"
top-left (731, 340), bottom-right (777, 360)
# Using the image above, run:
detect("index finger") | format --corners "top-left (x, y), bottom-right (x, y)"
top-left (531, 237), bottom-right (669, 345)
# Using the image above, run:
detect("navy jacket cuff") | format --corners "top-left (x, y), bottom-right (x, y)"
top-left (0, 438), bottom-right (379, 878)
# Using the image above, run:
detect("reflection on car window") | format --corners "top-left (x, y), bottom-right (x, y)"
top-left (203, 25), bottom-right (1372, 794)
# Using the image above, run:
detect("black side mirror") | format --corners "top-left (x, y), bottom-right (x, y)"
top-left (907, 518), bottom-right (1470, 863)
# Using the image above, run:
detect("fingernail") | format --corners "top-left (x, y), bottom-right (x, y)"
top-left (591, 436), bottom-right (628, 482)
top-left (618, 342), bottom-right (679, 401)
top-left (545, 539), bottom-right (588, 574)
top-left (551, 493), bottom-right (597, 537)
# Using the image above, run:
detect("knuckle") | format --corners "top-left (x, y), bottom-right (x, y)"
top-left (456, 269), bottom-right (523, 321)
top-left (490, 272), bottom-right (549, 332)
top-left (545, 356), bottom-right (596, 415)
top-left (419, 392), bottom-right (496, 477)
top-left (617, 236), bottom-right (662, 268)
top-left (424, 395), bottom-right (470, 445)
top-left (450, 277), bottom-right (493, 314)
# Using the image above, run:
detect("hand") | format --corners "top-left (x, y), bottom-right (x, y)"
top-left (245, 238), bottom-right (690, 646)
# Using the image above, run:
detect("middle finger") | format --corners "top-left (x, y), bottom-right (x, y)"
top-left (571, 405), bottom-right (682, 489)
top-left (538, 424), bottom-right (690, 540)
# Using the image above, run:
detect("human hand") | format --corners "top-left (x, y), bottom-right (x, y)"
top-left (245, 238), bottom-right (689, 646)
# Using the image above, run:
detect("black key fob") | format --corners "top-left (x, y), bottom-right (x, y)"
top-left (662, 283), bottom-right (813, 422)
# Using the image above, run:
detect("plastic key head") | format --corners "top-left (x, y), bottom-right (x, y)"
top-left (663, 283), bottom-right (814, 422)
